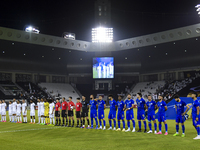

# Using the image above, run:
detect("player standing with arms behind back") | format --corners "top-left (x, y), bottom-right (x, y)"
top-left (68, 97), bottom-right (75, 127)
top-left (29, 100), bottom-right (36, 124)
top-left (55, 99), bottom-right (61, 126)
top-left (80, 96), bottom-right (90, 128)
top-left (136, 93), bottom-right (147, 133)
top-left (191, 92), bottom-right (200, 140)
top-left (146, 95), bottom-right (157, 134)
top-left (116, 95), bottom-right (125, 131)
top-left (156, 95), bottom-right (168, 135)
top-left (97, 95), bottom-right (106, 130)
top-left (173, 94), bottom-right (189, 137)
top-left (88, 94), bottom-right (98, 129)
top-left (124, 94), bottom-right (135, 132)
top-left (107, 95), bottom-right (117, 131)
top-left (61, 97), bottom-right (68, 127)
top-left (75, 98), bottom-right (82, 127)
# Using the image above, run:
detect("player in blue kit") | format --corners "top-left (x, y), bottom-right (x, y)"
top-left (156, 95), bottom-right (168, 135)
top-left (97, 95), bottom-right (106, 130)
top-left (173, 94), bottom-right (189, 137)
top-left (136, 93), bottom-right (147, 133)
top-left (191, 92), bottom-right (200, 140)
top-left (107, 95), bottom-right (117, 130)
top-left (116, 95), bottom-right (125, 131)
top-left (87, 94), bottom-right (98, 129)
top-left (124, 94), bottom-right (135, 132)
top-left (146, 95), bottom-right (157, 134)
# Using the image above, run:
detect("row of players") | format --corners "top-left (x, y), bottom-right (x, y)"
top-left (0, 92), bottom-right (199, 140)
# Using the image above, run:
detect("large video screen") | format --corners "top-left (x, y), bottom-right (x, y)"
top-left (93, 57), bottom-right (114, 79)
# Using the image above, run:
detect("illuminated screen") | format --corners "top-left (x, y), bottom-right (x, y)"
top-left (93, 57), bottom-right (114, 79)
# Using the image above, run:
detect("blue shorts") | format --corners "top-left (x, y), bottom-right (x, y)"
top-left (117, 112), bottom-right (124, 120)
top-left (108, 111), bottom-right (116, 119)
top-left (176, 115), bottom-right (185, 123)
top-left (126, 110), bottom-right (134, 120)
top-left (90, 110), bottom-right (97, 119)
top-left (137, 112), bottom-right (145, 120)
top-left (147, 114), bottom-right (156, 122)
top-left (157, 113), bottom-right (166, 122)
top-left (98, 110), bottom-right (104, 119)
top-left (192, 114), bottom-right (200, 126)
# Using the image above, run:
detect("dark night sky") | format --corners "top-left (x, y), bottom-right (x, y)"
top-left (0, 0), bottom-right (200, 41)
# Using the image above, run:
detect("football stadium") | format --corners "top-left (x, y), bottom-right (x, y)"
top-left (1, 0), bottom-right (200, 149)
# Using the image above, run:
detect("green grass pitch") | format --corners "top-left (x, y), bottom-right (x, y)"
top-left (0, 108), bottom-right (199, 150)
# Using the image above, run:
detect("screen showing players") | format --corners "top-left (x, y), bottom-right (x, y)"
top-left (93, 57), bottom-right (114, 79)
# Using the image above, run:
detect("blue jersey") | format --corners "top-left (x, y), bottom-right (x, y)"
top-left (109, 99), bottom-right (117, 111)
top-left (136, 98), bottom-right (146, 112)
top-left (175, 100), bottom-right (186, 116)
top-left (125, 99), bottom-right (134, 109)
top-left (146, 100), bottom-right (156, 115)
top-left (192, 99), bottom-right (199, 115)
top-left (117, 101), bottom-right (125, 112)
top-left (98, 100), bottom-right (105, 111)
top-left (157, 100), bottom-right (167, 114)
top-left (90, 100), bottom-right (97, 111)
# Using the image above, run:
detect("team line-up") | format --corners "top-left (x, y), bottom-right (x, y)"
top-left (0, 92), bottom-right (200, 140)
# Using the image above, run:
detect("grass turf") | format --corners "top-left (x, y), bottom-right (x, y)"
top-left (0, 108), bottom-right (199, 150)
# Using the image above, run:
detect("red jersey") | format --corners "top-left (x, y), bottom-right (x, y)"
top-left (76, 102), bottom-right (82, 111)
top-left (62, 101), bottom-right (68, 110)
top-left (68, 101), bottom-right (75, 110)
top-left (55, 102), bottom-right (61, 111)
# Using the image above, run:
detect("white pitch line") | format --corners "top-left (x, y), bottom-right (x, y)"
top-left (0, 127), bottom-right (62, 133)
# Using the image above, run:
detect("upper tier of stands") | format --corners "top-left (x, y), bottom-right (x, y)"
top-left (39, 83), bottom-right (80, 103)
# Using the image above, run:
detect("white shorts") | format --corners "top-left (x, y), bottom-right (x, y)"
top-left (22, 111), bottom-right (27, 116)
top-left (12, 110), bottom-right (16, 115)
top-left (9, 111), bottom-right (12, 116)
top-left (30, 111), bottom-right (35, 116)
top-left (40, 110), bottom-right (44, 116)
top-left (1, 111), bottom-right (6, 116)
top-left (17, 111), bottom-right (21, 116)
top-left (49, 114), bottom-right (54, 118)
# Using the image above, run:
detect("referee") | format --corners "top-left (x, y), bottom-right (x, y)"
top-left (61, 97), bottom-right (68, 127)
top-left (80, 96), bottom-right (90, 128)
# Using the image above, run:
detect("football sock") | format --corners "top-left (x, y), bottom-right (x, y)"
top-left (53, 118), bottom-right (55, 124)
top-left (165, 124), bottom-right (168, 132)
top-left (99, 120), bottom-right (102, 126)
top-left (159, 123), bottom-right (162, 132)
top-left (15, 116), bottom-right (17, 121)
top-left (56, 119), bottom-right (58, 124)
top-left (59, 118), bottom-right (61, 125)
top-left (95, 118), bottom-right (98, 126)
top-left (127, 121), bottom-right (130, 129)
top-left (91, 119), bottom-right (93, 127)
top-left (73, 120), bottom-right (74, 126)
top-left (154, 123), bottom-right (157, 131)
top-left (63, 119), bottom-right (65, 124)
top-left (34, 119), bottom-right (35, 123)
top-left (81, 120), bottom-right (82, 126)
top-left (109, 120), bottom-right (112, 127)
top-left (66, 119), bottom-right (68, 125)
top-left (123, 120), bottom-right (125, 129)
top-left (182, 125), bottom-right (185, 134)
top-left (103, 120), bottom-right (106, 127)
top-left (197, 127), bottom-right (200, 135)
top-left (20, 117), bottom-right (22, 122)
top-left (77, 120), bottom-right (79, 126)
top-left (176, 125), bottom-right (179, 133)
top-left (118, 121), bottom-right (120, 128)
top-left (143, 121), bottom-right (147, 130)
top-left (114, 120), bottom-right (116, 128)
top-left (45, 118), bottom-right (48, 124)
top-left (69, 120), bottom-right (71, 126)
top-left (17, 117), bottom-right (19, 122)
top-left (41, 117), bottom-right (43, 123)
top-left (38, 117), bottom-right (40, 123)
top-left (149, 123), bottom-right (152, 130)
top-left (50, 118), bottom-right (52, 124)
top-left (132, 120), bottom-right (135, 128)
top-left (87, 119), bottom-right (90, 126)
top-left (12, 116), bottom-right (14, 122)
top-left (83, 119), bottom-right (85, 126)
top-left (31, 118), bottom-right (32, 123)
top-left (138, 121), bottom-right (141, 129)
top-left (10, 116), bottom-right (12, 122)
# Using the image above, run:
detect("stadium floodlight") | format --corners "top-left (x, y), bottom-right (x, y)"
top-left (92, 27), bottom-right (113, 43)
top-left (62, 32), bottom-right (76, 40)
top-left (25, 26), bottom-right (40, 34)
top-left (195, 4), bottom-right (200, 17)
top-left (195, 4), bottom-right (200, 8)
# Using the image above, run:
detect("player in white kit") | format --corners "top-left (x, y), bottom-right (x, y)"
top-left (37, 99), bottom-right (41, 124)
top-left (39, 98), bottom-right (45, 125)
top-left (30, 100), bottom-right (36, 124)
top-left (16, 100), bottom-right (22, 123)
top-left (22, 99), bottom-right (27, 123)
top-left (1, 100), bottom-right (7, 122)
top-left (9, 101), bottom-right (13, 122)
top-left (49, 99), bottom-right (55, 126)
top-left (12, 98), bottom-right (17, 123)
top-left (0, 100), bottom-right (2, 122)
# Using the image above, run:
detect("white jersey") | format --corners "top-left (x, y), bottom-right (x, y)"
top-left (9, 104), bottom-right (12, 115)
top-left (22, 103), bottom-right (27, 112)
top-left (40, 102), bottom-right (44, 112)
top-left (12, 102), bottom-right (17, 112)
top-left (0, 104), bottom-right (2, 113)
top-left (1, 103), bottom-right (7, 112)
top-left (37, 102), bottom-right (40, 112)
top-left (17, 104), bottom-right (21, 112)
top-left (49, 103), bottom-right (55, 115)
top-left (30, 103), bottom-right (35, 112)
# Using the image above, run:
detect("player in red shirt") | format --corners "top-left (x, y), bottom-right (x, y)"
top-left (55, 99), bottom-right (61, 126)
top-left (68, 96), bottom-right (75, 127)
top-left (61, 97), bottom-right (68, 127)
top-left (76, 98), bottom-right (82, 128)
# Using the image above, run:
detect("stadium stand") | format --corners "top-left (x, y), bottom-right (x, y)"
top-left (38, 83), bottom-right (80, 103)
